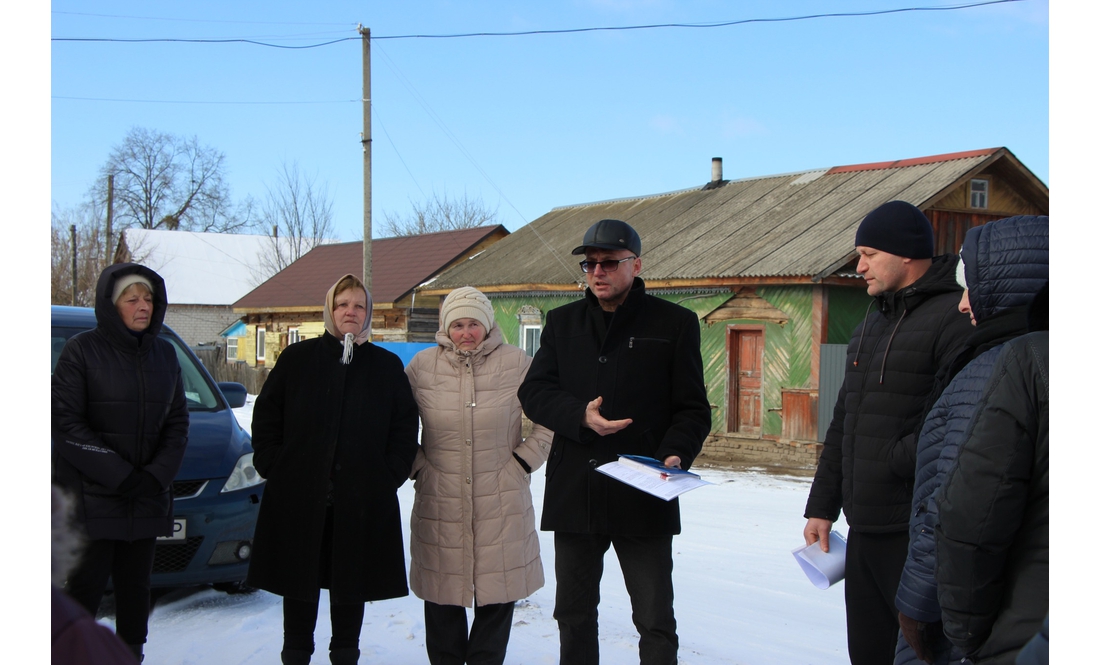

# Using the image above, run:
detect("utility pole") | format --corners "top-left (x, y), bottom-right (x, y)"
top-left (359, 24), bottom-right (372, 293)
top-left (70, 225), bottom-right (77, 306)
top-left (105, 173), bottom-right (115, 264)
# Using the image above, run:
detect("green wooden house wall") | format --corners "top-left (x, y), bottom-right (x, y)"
top-left (487, 284), bottom-right (870, 441)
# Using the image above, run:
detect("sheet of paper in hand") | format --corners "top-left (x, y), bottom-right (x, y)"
top-left (792, 531), bottom-right (847, 589)
top-left (596, 455), bottom-right (712, 501)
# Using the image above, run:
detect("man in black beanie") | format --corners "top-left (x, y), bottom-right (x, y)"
top-left (802, 200), bottom-right (972, 665)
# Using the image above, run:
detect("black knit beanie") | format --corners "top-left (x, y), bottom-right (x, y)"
top-left (854, 200), bottom-right (934, 259)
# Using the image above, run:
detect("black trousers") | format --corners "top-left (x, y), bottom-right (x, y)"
top-left (283, 596), bottom-right (366, 653)
top-left (844, 530), bottom-right (909, 665)
top-left (282, 504), bottom-right (365, 655)
top-left (65, 537), bottom-right (157, 647)
top-left (553, 532), bottom-right (677, 665)
top-left (424, 600), bottom-right (515, 665)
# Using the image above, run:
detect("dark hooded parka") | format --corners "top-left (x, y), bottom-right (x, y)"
top-left (52, 263), bottom-right (189, 541)
top-left (893, 216), bottom-right (1048, 665)
top-left (246, 276), bottom-right (420, 604)
top-left (934, 286), bottom-right (1049, 665)
top-left (805, 254), bottom-right (973, 533)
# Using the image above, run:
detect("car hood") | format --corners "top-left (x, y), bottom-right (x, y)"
top-left (175, 408), bottom-right (253, 481)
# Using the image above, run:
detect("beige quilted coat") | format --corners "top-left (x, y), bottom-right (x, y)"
top-left (405, 324), bottom-right (552, 607)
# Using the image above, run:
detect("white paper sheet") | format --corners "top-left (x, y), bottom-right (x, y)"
top-left (596, 460), bottom-right (712, 501)
top-left (792, 531), bottom-right (847, 589)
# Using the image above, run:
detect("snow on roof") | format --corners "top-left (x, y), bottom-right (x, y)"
top-left (119, 229), bottom-right (285, 305)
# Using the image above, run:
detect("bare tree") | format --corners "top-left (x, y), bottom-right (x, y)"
top-left (95, 127), bottom-right (250, 233)
top-left (252, 161), bottom-right (336, 283)
top-left (381, 190), bottom-right (499, 237)
top-left (51, 200), bottom-right (109, 306)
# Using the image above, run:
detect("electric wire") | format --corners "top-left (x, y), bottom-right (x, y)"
top-left (52, 1), bottom-right (1023, 48)
top-left (374, 42), bottom-right (578, 281)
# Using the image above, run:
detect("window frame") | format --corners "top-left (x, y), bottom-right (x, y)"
top-left (521, 324), bottom-right (542, 357)
top-left (969, 178), bottom-right (989, 209)
top-left (256, 327), bottom-right (266, 362)
top-left (226, 337), bottom-right (238, 361)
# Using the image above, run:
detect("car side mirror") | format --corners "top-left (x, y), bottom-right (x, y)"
top-left (217, 382), bottom-right (248, 409)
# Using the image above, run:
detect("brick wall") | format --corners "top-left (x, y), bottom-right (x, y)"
top-left (699, 434), bottom-right (822, 469)
top-left (164, 305), bottom-right (241, 347)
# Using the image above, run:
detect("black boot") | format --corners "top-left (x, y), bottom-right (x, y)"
top-left (126, 643), bottom-right (144, 663)
top-left (329, 647), bottom-right (360, 665)
top-left (281, 648), bottom-right (313, 665)
top-left (282, 630), bottom-right (315, 665)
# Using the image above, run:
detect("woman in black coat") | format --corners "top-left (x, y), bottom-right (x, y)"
top-left (52, 263), bottom-right (189, 663)
top-left (246, 274), bottom-right (420, 665)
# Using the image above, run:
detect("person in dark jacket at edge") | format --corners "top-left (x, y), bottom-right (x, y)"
top-left (892, 216), bottom-right (1048, 665)
top-left (52, 263), bottom-right (189, 663)
top-left (517, 219), bottom-right (711, 665)
top-left (246, 274), bottom-right (420, 665)
top-left (52, 484), bottom-right (139, 665)
top-left (803, 201), bottom-right (973, 665)
top-left (934, 283), bottom-right (1048, 665)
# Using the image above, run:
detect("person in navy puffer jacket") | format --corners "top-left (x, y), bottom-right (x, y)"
top-left (892, 215), bottom-right (1048, 665)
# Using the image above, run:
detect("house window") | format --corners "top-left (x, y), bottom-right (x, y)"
top-left (226, 337), bottom-right (238, 361)
top-left (288, 328), bottom-right (301, 345)
top-left (256, 327), bottom-right (266, 362)
top-left (522, 325), bottom-right (542, 357)
top-left (969, 179), bottom-right (989, 209)
top-left (517, 305), bottom-right (543, 357)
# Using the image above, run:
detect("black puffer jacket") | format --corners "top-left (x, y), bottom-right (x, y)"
top-left (894, 216), bottom-right (1048, 665)
top-left (805, 254), bottom-right (972, 532)
top-left (52, 263), bottom-right (189, 541)
top-left (935, 327), bottom-right (1048, 664)
top-left (518, 278), bottom-right (711, 536)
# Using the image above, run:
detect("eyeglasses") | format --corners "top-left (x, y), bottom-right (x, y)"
top-left (579, 256), bottom-right (637, 273)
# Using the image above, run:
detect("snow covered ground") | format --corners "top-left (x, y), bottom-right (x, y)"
top-left (101, 396), bottom-right (852, 664)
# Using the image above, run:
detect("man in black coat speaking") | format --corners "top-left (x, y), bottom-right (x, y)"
top-left (518, 219), bottom-right (711, 665)
top-left (802, 201), bottom-right (973, 665)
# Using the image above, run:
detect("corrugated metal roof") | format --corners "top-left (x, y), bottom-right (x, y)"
top-left (429, 148), bottom-right (1020, 289)
top-left (233, 225), bottom-right (507, 309)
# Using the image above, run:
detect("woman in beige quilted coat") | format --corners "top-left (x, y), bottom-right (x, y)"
top-left (405, 286), bottom-right (552, 665)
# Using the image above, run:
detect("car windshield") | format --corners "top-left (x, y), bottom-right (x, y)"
top-left (52, 326), bottom-right (222, 412)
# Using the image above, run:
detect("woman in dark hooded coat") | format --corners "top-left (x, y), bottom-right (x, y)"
top-left (246, 274), bottom-right (420, 665)
top-left (52, 263), bottom-right (189, 663)
top-left (892, 216), bottom-right (1048, 665)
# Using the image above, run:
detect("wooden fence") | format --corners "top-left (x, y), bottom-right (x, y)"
top-left (192, 345), bottom-right (269, 395)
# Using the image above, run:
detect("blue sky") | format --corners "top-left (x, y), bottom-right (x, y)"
top-left (48, 1), bottom-right (1050, 240)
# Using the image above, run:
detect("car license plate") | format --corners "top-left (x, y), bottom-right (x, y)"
top-left (158, 519), bottom-right (186, 541)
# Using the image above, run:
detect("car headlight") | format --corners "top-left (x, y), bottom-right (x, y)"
top-left (221, 452), bottom-right (265, 493)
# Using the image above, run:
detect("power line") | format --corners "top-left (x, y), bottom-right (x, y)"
top-left (52, 95), bottom-right (356, 105)
top-left (372, 43), bottom-right (576, 277)
top-left (52, 11), bottom-right (353, 27)
top-left (51, 1), bottom-right (1026, 47)
top-left (372, 0), bottom-right (1024, 39)
top-left (52, 36), bottom-right (358, 49)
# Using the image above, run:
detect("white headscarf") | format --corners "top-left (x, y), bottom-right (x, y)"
top-left (322, 274), bottom-right (374, 364)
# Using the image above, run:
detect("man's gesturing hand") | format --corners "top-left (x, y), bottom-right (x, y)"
top-left (584, 396), bottom-right (633, 436)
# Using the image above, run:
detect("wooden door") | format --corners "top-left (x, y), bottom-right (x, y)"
top-left (727, 327), bottom-right (764, 436)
